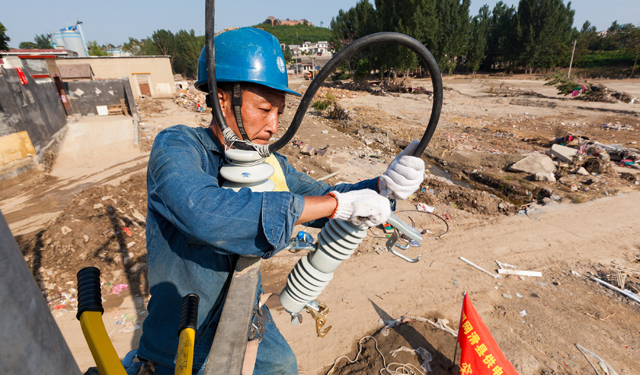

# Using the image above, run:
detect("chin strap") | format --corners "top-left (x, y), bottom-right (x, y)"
top-left (232, 83), bottom-right (249, 141)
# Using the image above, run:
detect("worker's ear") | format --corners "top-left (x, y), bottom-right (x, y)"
top-left (217, 88), bottom-right (229, 112)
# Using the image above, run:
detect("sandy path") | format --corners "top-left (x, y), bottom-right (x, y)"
top-left (268, 192), bottom-right (640, 374)
top-left (0, 116), bottom-right (147, 235)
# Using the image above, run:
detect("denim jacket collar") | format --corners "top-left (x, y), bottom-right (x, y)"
top-left (196, 126), bottom-right (224, 155)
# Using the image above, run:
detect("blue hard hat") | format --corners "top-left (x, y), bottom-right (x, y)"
top-left (195, 27), bottom-right (301, 97)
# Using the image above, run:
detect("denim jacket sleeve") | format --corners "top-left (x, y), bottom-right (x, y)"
top-left (147, 129), bottom-right (305, 257)
top-left (274, 153), bottom-right (387, 228)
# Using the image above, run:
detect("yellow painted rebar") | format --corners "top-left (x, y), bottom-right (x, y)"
top-left (79, 311), bottom-right (127, 375)
top-left (175, 327), bottom-right (197, 375)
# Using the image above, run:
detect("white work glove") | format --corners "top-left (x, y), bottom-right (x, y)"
top-left (328, 189), bottom-right (391, 228)
top-left (379, 140), bottom-right (425, 200)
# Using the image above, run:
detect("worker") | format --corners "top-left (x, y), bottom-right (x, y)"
top-left (134, 28), bottom-right (425, 375)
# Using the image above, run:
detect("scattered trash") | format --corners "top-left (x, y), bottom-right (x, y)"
top-left (317, 171), bottom-right (339, 181)
top-left (571, 270), bottom-right (581, 277)
top-left (122, 227), bottom-right (132, 237)
top-left (519, 310), bottom-right (527, 317)
top-left (390, 346), bottom-right (433, 373)
top-left (416, 203), bottom-right (435, 213)
top-left (300, 145), bottom-right (316, 156)
top-left (575, 344), bottom-right (619, 375)
top-left (321, 130), bottom-right (329, 134)
top-left (112, 284), bottom-right (129, 295)
top-left (516, 293), bottom-right (523, 298)
top-left (93, 203), bottom-right (104, 209)
top-left (498, 269), bottom-right (542, 277)
top-left (502, 293), bottom-right (512, 299)
top-left (380, 316), bottom-right (457, 337)
top-left (592, 278), bottom-right (640, 304)
top-left (496, 260), bottom-right (517, 269)
top-left (460, 257), bottom-right (502, 279)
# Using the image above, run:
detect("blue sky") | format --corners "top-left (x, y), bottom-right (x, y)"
top-left (3, 0), bottom-right (639, 47)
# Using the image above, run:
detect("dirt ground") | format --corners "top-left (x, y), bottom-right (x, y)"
top-left (4, 74), bottom-right (640, 375)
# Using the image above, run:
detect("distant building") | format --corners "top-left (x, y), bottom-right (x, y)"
top-left (56, 56), bottom-right (175, 98)
top-left (263, 16), bottom-right (312, 27)
top-left (105, 47), bottom-right (132, 57)
top-left (0, 49), bottom-right (78, 83)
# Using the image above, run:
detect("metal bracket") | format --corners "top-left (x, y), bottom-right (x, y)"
top-left (386, 230), bottom-right (422, 263)
top-left (304, 301), bottom-right (332, 338)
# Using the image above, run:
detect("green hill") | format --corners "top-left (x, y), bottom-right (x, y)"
top-left (252, 24), bottom-right (332, 45)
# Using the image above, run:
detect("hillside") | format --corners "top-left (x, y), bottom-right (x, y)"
top-left (252, 24), bottom-right (332, 45)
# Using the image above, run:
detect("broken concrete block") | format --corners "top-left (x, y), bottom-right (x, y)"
top-left (509, 154), bottom-right (556, 174)
top-left (550, 144), bottom-right (577, 163)
top-left (533, 172), bottom-right (556, 182)
top-left (300, 146), bottom-right (316, 156)
top-left (575, 167), bottom-right (589, 176)
top-left (316, 145), bottom-right (330, 157)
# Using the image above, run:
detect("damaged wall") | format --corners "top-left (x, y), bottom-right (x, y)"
top-left (64, 80), bottom-right (126, 115)
top-left (56, 56), bottom-right (175, 98)
top-left (0, 68), bottom-right (67, 179)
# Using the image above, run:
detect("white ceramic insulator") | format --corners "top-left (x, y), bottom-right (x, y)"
top-left (219, 149), bottom-right (275, 192)
top-left (279, 219), bottom-right (367, 314)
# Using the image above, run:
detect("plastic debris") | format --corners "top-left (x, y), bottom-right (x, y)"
top-left (416, 203), bottom-right (435, 213)
top-left (498, 269), bottom-right (542, 277)
top-left (460, 257), bottom-right (502, 279)
top-left (112, 284), bottom-right (129, 294)
top-left (519, 310), bottom-right (527, 317)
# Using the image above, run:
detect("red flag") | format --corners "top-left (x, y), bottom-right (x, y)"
top-left (457, 293), bottom-right (519, 375)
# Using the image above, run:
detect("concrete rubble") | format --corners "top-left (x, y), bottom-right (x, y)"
top-left (550, 144), bottom-right (578, 163)
top-left (508, 154), bottom-right (556, 174)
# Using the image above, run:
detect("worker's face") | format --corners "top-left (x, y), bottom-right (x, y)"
top-left (219, 84), bottom-right (285, 145)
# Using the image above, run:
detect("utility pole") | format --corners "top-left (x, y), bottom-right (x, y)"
top-left (567, 39), bottom-right (577, 78)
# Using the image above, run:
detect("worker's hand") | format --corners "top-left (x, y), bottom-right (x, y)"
top-left (328, 189), bottom-right (391, 228)
top-left (379, 140), bottom-right (425, 200)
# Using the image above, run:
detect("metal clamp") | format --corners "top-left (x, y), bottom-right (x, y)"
top-left (386, 230), bottom-right (421, 263)
top-left (248, 303), bottom-right (268, 342)
top-left (304, 301), bottom-right (332, 338)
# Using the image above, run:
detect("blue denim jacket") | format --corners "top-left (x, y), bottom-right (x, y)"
top-left (138, 125), bottom-right (379, 370)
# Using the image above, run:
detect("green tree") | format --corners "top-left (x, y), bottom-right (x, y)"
top-left (150, 29), bottom-right (176, 57)
top-left (434, 0), bottom-right (471, 75)
top-left (483, 1), bottom-right (517, 71)
top-left (516, 0), bottom-right (574, 73)
top-left (123, 37), bottom-right (143, 55)
top-left (466, 5), bottom-right (490, 73)
top-left (330, 0), bottom-right (377, 76)
top-left (0, 23), bottom-right (10, 51)
top-left (19, 41), bottom-right (38, 49)
top-left (19, 33), bottom-right (53, 49)
top-left (34, 33), bottom-right (53, 49)
top-left (87, 40), bottom-right (108, 56)
top-left (172, 29), bottom-right (204, 79)
top-left (618, 24), bottom-right (640, 76)
top-left (283, 45), bottom-right (293, 63)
